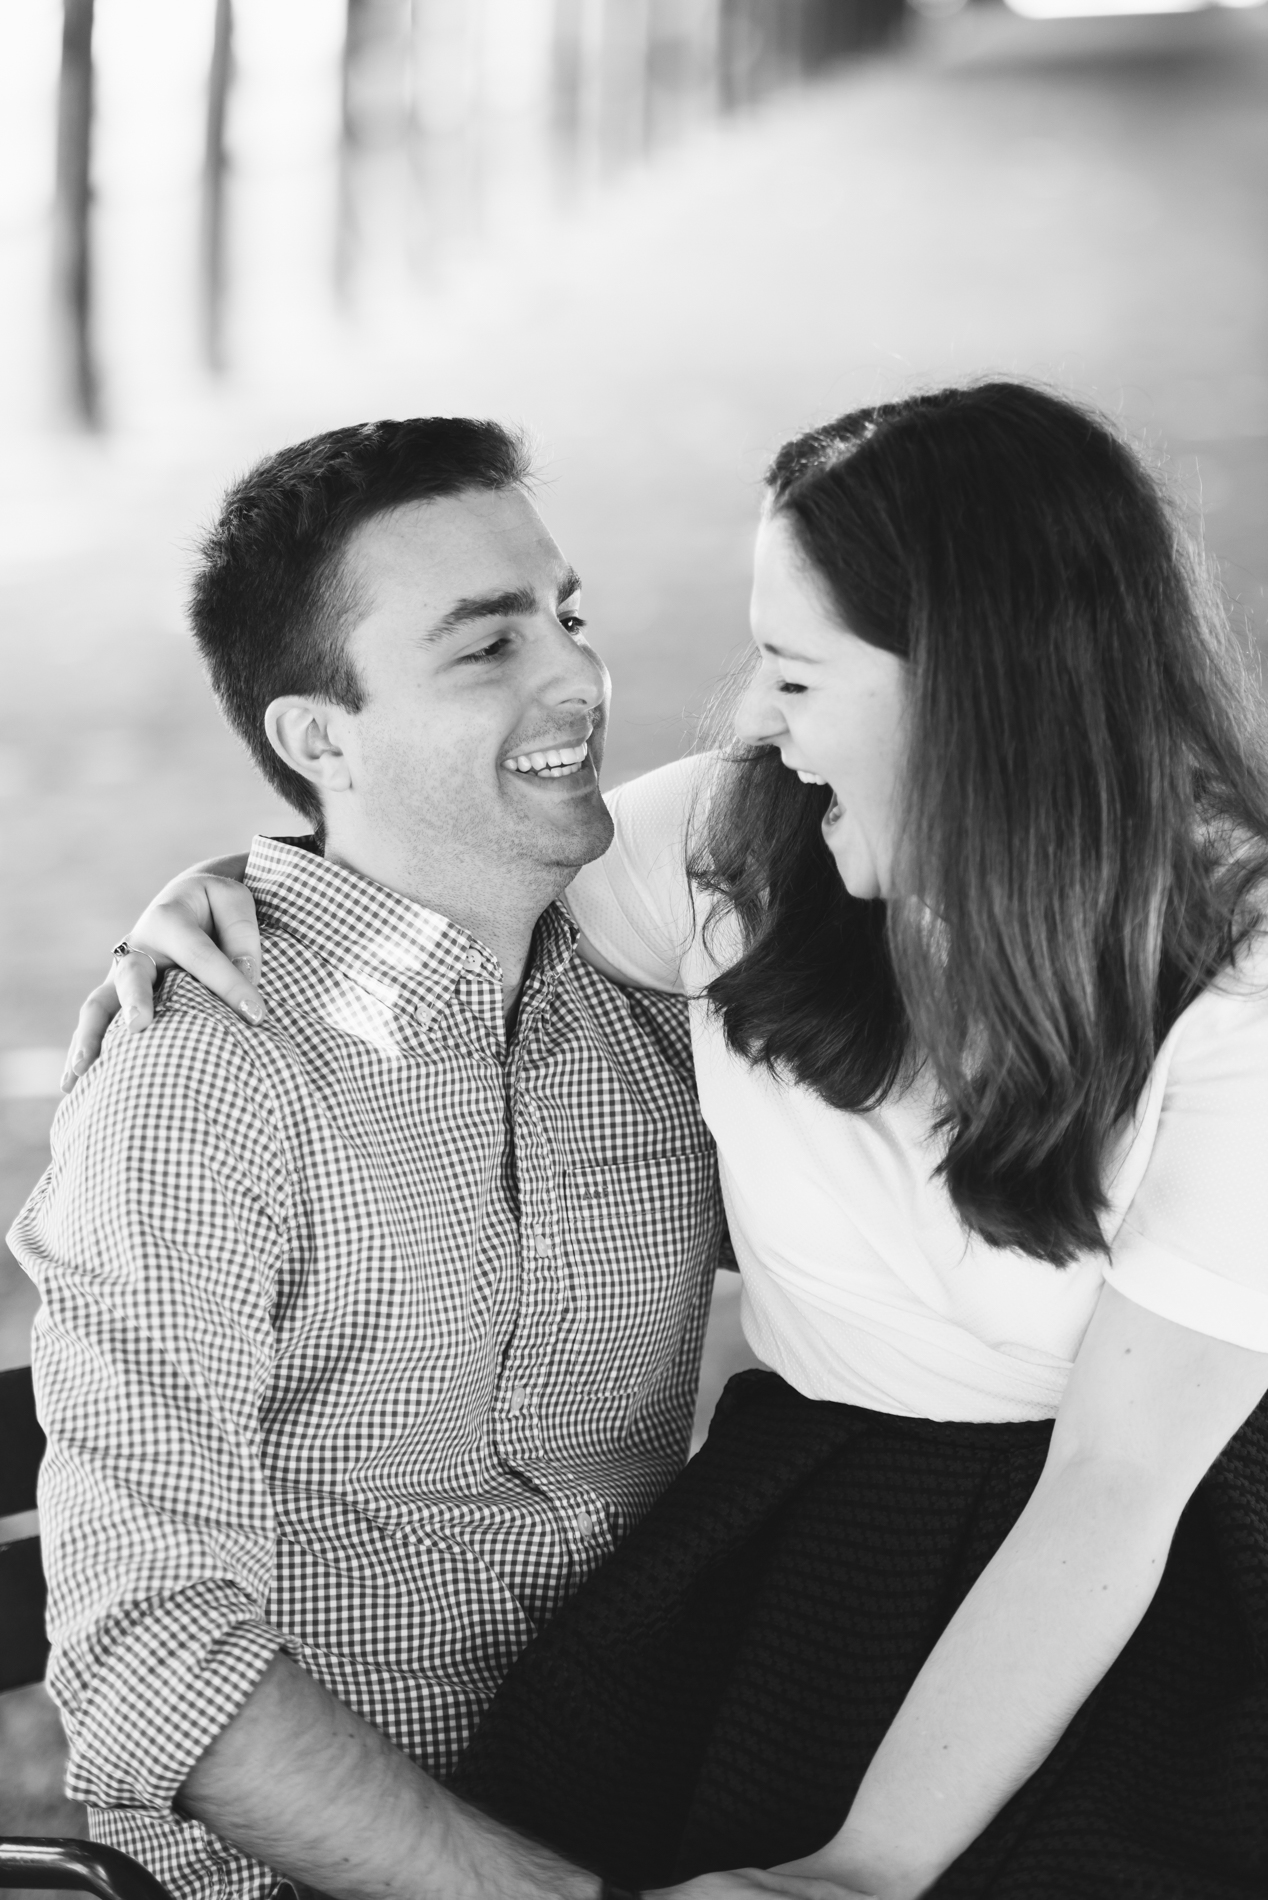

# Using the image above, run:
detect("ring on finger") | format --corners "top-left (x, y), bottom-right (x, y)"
top-left (111, 939), bottom-right (159, 979)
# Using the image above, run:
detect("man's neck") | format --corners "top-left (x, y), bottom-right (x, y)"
top-left (320, 826), bottom-right (568, 1026)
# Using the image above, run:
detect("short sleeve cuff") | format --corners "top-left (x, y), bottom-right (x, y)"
top-left (1104, 1225), bottom-right (1268, 1352)
top-left (60, 1588), bottom-right (287, 1812)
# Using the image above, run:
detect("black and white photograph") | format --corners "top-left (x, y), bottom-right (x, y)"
top-left (2, 3), bottom-right (1268, 1897)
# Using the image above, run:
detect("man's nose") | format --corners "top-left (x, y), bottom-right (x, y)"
top-left (540, 621), bottom-right (609, 712)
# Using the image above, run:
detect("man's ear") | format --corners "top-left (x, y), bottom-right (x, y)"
top-left (264, 697), bottom-right (354, 795)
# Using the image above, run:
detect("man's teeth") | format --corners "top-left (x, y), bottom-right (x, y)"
top-left (796, 770), bottom-right (827, 785)
top-left (503, 740), bottom-right (589, 778)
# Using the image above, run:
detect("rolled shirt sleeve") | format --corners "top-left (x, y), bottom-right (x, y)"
top-left (9, 991), bottom-right (293, 1813)
top-left (1104, 940), bottom-right (1268, 1352)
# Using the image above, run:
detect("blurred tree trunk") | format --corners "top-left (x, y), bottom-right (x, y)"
top-left (804, 0), bottom-right (906, 62)
top-left (339, 0), bottom-right (412, 301)
top-left (410, 0), bottom-right (486, 276)
top-left (201, 0), bottom-right (233, 373)
top-left (52, 0), bottom-right (98, 429)
top-left (339, 0), bottom-right (375, 298)
top-left (550, 0), bottom-right (586, 186)
top-left (645, 0), bottom-right (721, 152)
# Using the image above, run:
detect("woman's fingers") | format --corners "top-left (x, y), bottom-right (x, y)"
top-left (764, 1856), bottom-right (878, 1900)
top-left (653, 1874), bottom-right (876, 1900)
top-left (128, 880), bottom-right (265, 1023)
top-left (749, 1878), bottom-right (876, 1900)
top-left (114, 949), bottom-right (162, 1029)
top-left (203, 876), bottom-right (265, 996)
top-left (62, 950), bottom-right (170, 1089)
top-left (62, 980), bottom-right (124, 1090)
top-left (62, 873), bottom-right (266, 1089)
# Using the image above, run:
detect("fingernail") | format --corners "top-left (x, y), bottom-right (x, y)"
top-left (60, 1070), bottom-right (75, 1094)
top-left (238, 997), bottom-right (266, 1024)
top-left (123, 1006), bottom-right (143, 1029)
top-left (232, 956), bottom-right (257, 981)
top-left (70, 1048), bottom-right (89, 1074)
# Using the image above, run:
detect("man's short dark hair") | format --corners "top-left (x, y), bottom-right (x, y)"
top-left (190, 416), bottom-right (533, 829)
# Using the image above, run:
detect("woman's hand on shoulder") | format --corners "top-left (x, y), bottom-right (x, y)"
top-left (63, 854), bottom-right (262, 1089)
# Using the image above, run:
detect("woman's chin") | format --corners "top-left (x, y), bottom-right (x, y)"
top-left (829, 838), bottom-right (886, 902)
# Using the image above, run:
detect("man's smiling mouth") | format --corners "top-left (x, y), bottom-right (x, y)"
top-left (501, 740), bottom-right (590, 779)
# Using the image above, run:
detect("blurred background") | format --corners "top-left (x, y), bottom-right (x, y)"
top-left (2, 0), bottom-right (1267, 1850)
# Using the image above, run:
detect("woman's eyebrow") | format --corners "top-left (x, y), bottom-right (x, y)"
top-left (759, 640), bottom-right (820, 662)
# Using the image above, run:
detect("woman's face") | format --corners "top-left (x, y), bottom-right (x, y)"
top-left (736, 511), bottom-right (908, 901)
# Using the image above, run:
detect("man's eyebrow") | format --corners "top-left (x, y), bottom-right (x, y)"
top-left (427, 586), bottom-right (537, 641)
top-left (426, 571), bottom-right (583, 642)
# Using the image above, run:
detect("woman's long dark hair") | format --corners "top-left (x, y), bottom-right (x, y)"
top-left (691, 382), bottom-right (1268, 1264)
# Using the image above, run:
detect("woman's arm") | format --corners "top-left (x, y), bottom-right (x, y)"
top-left (64, 855), bottom-right (261, 1087)
top-left (779, 1284), bottom-right (1268, 1900)
top-left (564, 755), bottom-right (710, 994)
top-left (66, 753), bottom-right (708, 1083)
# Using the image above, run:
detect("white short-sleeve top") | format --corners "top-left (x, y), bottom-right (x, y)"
top-left (566, 755), bottom-right (1268, 1423)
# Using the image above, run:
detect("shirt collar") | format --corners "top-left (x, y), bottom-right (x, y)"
top-left (246, 834), bottom-right (578, 1018)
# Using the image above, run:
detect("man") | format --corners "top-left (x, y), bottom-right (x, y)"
top-left (9, 419), bottom-right (725, 1900)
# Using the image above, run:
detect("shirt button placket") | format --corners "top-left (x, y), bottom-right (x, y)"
top-left (512, 1230), bottom-right (552, 1450)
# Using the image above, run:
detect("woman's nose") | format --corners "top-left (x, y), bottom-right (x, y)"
top-left (733, 669), bottom-right (785, 747)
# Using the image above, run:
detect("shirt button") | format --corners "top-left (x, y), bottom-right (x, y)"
top-left (463, 951), bottom-right (483, 974)
top-left (576, 1511), bottom-right (594, 1538)
top-left (532, 1231), bottom-right (552, 1258)
top-left (414, 1002), bottom-right (434, 1028)
top-left (507, 1385), bottom-right (528, 1415)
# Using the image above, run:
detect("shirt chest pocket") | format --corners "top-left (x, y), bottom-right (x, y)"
top-left (559, 1146), bottom-right (722, 1389)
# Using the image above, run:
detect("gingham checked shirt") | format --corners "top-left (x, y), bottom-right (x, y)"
top-left (11, 835), bottom-right (723, 1900)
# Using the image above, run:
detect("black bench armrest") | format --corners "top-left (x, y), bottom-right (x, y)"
top-left (0, 1838), bottom-right (175, 1900)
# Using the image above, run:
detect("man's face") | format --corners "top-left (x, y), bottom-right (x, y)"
top-left (331, 485), bottom-right (614, 885)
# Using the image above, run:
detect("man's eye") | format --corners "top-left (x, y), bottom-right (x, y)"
top-left (460, 636), bottom-right (511, 664)
top-left (560, 613), bottom-right (587, 635)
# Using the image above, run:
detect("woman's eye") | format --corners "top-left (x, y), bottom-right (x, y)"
top-left (776, 680), bottom-right (808, 696)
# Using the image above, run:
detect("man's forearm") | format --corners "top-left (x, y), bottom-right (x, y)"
top-left (179, 1651), bottom-right (594, 1900)
top-left (815, 1459), bottom-right (1175, 1899)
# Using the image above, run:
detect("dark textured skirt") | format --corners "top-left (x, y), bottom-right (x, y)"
top-left (453, 1369), bottom-right (1268, 1898)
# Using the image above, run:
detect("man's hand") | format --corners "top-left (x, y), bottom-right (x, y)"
top-left (63, 855), bottom-right (262, 1090)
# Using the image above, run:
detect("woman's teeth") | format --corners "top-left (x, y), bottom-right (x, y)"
top-left (502, 740), bottom-right (589, 779)
top-left (796, 770), bottom-right (827, 785)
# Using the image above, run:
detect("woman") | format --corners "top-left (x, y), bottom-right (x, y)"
top-left (73, 383), bottom-right (1268, 1897)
